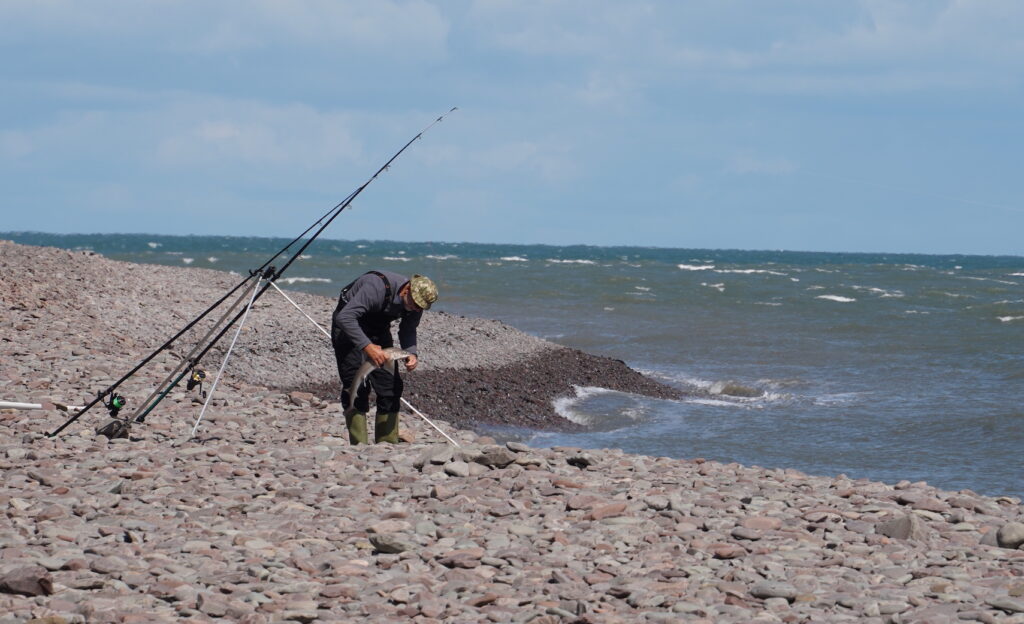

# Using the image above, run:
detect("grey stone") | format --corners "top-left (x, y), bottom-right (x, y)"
top-left (443, 460), bottom-right (470, 477)
top-left (370, 534), bottom-right (418, 554)
top-left (750, 581), bottom-right (798, 602)
top-left (475, 446), bottom-right (518, 468)
top-left (997, 522), bottom-right (1024, 549)
top-left (876, 513), bottom-right (930, 540)
top-left (0, 566), bottom-right (53, 596)
top-left (987, 596), bottom-right (1024, 614)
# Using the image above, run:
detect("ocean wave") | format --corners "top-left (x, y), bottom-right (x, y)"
top-left (998, 316), bottom-right (1024, 323)
top-left (501, 256), bottom-right (528, 262)
top-left (684, 398), bottom-right (741, 407)
top-left (701, 282), bottom-right (725, 292)
top-left (147, 241), bottom-right (161, 249)
top-left (425, 254), bottom-right (458, 260)
top-left (383, 256), bottom-right (411, 262)
top-left (813, 392), bottom-right (864, 406)
top-left (207, 257), bottom-right (218, 263)
top-left (851, 285), bottom-right (904, 298)
top-left (903, 310), bottom-right (931, 315)
top-left (716, 268), bottom-right (786, 274)
top-left (755, 301), bottom-right (783, 306)
top-left (962, 276), bottom-right (1019, 286)
top-left (816, 295), bottom-right (856, 303)
top-left (279, 277), bottom-right (332, 285)
top-left (552, 386), bottom-right (617, 425)
top-left (299, 254), bottom-right (311, 260)
top-left (547, 259), bottom-right (596, 265)
top-left (678, 264), bottom-right (715, 271)
top-left (182, 258), bottom-right (194, 265)
top-left (1010, 273), bottom-right (1024, 277)
top-left (634, 286), bottom-right (651, 292)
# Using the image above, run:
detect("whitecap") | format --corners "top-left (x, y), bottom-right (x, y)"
top-left (903, 310), bottom-right (930, 315)
top-left (603, 307), bottom-right (614, 311)
top-left (552, 386), bottom-right (616, 425)
top-left (852, 285), bottom-right (904, 298)
top-left (279, 277), bottom-right (332, 285)
top-left (634, 286), bottom-right (651, 292)
top-left (357, 244), bottom-right (367, 249)
top-left (299, 254), bottom-right (311, 260)
top-left (701, 282), bottom-right (725, 292)
top-left (207, 257), bottom-right (218, 263)
top-left (678, 264), bottom-right (715, 271)
top-left (426, 254), bottom-right (458, 260)
top-left (684, 398), bottom-right (741, 407)
top-left (182, 258), bottom-right (194, 265)
top-left (501, 256), bottom-right (528, 262)
top-left (383, 256), bottom-right (410, 262)
top-left (998, 316), bottom-right (1024, 323)
top-left (147, 241), bottom-right (161, 249)
top-left (816, 295), bottom-right (855, 303)
top-left (1010, 272), bottom-right (1024, 277)
top-left (755, 302), bottom-right (782, 306)
top-left (715, 269), bottom-right (788, 276)
top-left (547, 258), bottom-right (596, 265)
top-left (962, 276), bottom-right (1019, 286)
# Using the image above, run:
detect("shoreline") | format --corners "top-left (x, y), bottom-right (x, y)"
top-left (2, 240), bottom-right (1024, 623)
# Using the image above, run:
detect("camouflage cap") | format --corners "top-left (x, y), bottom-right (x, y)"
top-left (409, 274), bottom-right (438, 310)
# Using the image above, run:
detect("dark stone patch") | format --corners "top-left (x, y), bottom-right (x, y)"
top-left (296, 346), bottom-right (684, 432)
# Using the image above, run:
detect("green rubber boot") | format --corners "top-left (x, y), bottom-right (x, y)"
top-left (375, 411), bottom-right (400, 444)
top-left (345, 411), bottom-right (369, 445)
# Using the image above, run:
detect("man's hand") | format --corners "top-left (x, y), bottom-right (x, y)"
top-left (363, 343), bottom-right (388, 367)
top-left (405, 354), bottom-right (418, 372)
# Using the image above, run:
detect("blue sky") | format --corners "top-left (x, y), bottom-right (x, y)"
top-left (1, 1), bottom-right (1022, 255)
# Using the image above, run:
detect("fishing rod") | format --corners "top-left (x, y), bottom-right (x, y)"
top-left (48, 107), bottom-right (458, 438)
top-left (136, 108), bottom-right (460, 431)
top-left (48, 188), bottom-right (362, 438)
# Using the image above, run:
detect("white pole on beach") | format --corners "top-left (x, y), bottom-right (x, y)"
top-left (1, 401), bottom-right (85, 412)
top-left (190, 277), bottom-right (263, 438)
top-left (268, 281), bottom-right (460, 447)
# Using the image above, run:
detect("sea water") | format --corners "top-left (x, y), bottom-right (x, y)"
top-left (6, 232), bottom-right (1023, 498)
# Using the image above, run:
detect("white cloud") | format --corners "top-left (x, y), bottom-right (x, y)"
top-left (0, 0), bottom-right (450, 59)
top-left (155, 100), bottom-right (364, 169)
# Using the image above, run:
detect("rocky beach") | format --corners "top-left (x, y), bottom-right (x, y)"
top-left (2, 239), bottom-right (1024, 623)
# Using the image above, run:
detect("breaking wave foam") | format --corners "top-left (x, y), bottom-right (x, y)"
top-left (279, 277), bottom-right (332, 285)
top-left (816, 295), bottom-right (856, 303)
top-left (552, 386), bottom-right (616, 425)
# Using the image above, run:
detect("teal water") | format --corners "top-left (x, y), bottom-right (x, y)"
top-left (6, 232), bottom-right (1024, 498)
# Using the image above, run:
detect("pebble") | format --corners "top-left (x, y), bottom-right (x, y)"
top-left (1, 240), bottom-right (1023, 623)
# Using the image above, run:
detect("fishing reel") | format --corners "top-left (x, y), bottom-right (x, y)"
top-left (105, 393), bottom-right (127, 418)
top-left (95, 392), bottom-right (131, 439)
top-left (187, 368), bottom-right (207, 398)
